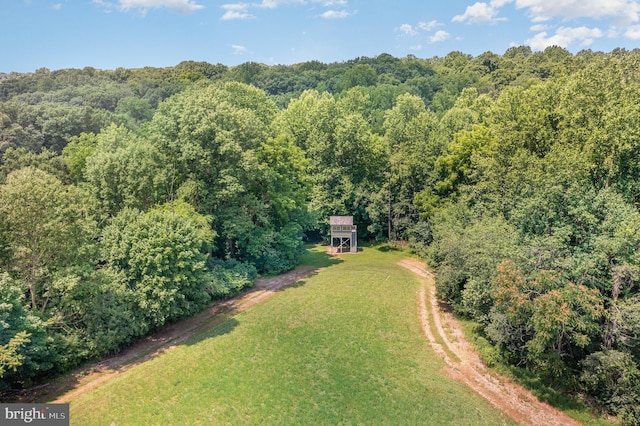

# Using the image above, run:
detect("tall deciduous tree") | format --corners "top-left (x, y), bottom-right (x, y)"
top-left (0, 167), bottom-right (95, 311)
top-left (148, 82), bottom-right (306, 272)
top-left (84, 125), bottom-right (168, 217)
top-left (274, 89), bottom-right (386, 237)
top-left (380, 93), bottom-right (439, 240)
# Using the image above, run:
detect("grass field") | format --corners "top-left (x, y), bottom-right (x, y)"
top-left (70, 245), bottom-right (515, 425)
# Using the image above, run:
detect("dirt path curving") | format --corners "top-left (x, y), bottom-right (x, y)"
top-left (16, 266), bottom-right (319, 404)
top-left (21, 256), bottom-right (581, 425)
top-left (398, 259), bottom-right (582, 426)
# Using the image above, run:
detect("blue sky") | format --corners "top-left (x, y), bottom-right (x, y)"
top-left (3, 0), bottom-right (640, 73)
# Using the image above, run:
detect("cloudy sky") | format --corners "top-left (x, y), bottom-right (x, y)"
top-left (3, 0), bottom-right (640, 72)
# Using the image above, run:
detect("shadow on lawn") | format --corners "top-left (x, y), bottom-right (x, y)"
top-left (15, 245), bottom-right (338, 404)
top-left (187, 318), bottom-right (240, 345)
top-left (374, 243), bottom-right (405, 253)
top-left (298, 244), bottom-right (343, 268)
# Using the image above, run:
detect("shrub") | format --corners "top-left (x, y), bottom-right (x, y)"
top-left (580, 350), bottom-right (640, 425)
top-left (205, 259), bottom-right (258, 299)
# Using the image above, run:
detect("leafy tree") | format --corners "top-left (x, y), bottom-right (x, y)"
top-left (610, 295), bottom-right (640, 360)
top-left (0, 273), bottom-right (51, 390)
top-left (114, 96), bottom-right (154, 127)
top-left (61, 132), bottom-right (99, 182)
top-left (380, 93), bottom-right (439, 240)
top-left (336, 64), bottom-right (378, 91)
top-left (256, 134), bottom-right (310, 227)
top-left (274, 89), bottom-right (385, 238)
top-left (149, 82), bottom-right (306, 271)
top-left (0, 147), bottom-right (68, 183)
top-left (101, 202), bottom-right (214, 329)
top-left (490, 261), bottom-right (604, 378)
top-left (527, 282), bottom-right (603, 375)
top-left (84, 125), bottom-right (168, 217)
top-left (173, 61), bottom-right (228, 80)
top-left (427, 207), bottom-right (521, 317)
top-left (0, 167), bottom-right (96, 311)
top-left (205, 258), bottom-right (257, 299)
top-left (433, 124), bottom-right (497, 195)
top-left (228, 62), bottom-right (269, 86)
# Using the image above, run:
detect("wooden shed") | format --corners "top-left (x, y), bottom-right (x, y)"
top-left (330, 216), bottom-right (357, 253)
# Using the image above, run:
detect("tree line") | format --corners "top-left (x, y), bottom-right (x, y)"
top-left (1, 47), bottom-right (639, 422)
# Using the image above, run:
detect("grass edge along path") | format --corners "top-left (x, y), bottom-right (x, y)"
top-left (399, 258), bottom-right (582, 426)
top-left (68, 245), bottom-right (514, 425)
top-left (33, 266), bottom-right (321, 404)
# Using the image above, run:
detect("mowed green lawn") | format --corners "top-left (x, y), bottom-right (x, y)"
top-left (70, 246), bottom-right (514, 425)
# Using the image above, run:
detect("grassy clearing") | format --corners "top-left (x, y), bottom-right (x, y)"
top-left (70, 245), bottom-right (514, 425)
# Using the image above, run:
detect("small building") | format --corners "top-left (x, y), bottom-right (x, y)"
top-left (330, 216), bottom-right (357, 253)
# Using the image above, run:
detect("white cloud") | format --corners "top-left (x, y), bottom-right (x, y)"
top-left (429, 30), bottom-right (451, 43)
top-left (484, 0), bottom-right (640, 25)
top-left (52, 3), bottom-right (62, 9)
top-left (490, 0), bottom-right (513, 6)
top-left (529, 23), bottom-right (548, 31)
top-left (398, 24), bottom-right (419, 36)
top-left (399, 21), bottom-right (443, 35)
top-left (526, 26), bottom-right (604, 49)
top-left (452, 2), bottom-right (507, 24)
top-left (113, 0), bottom-right (205, 13)
top-left (624, 25), bottom-right (640, 38)
top-left (232, 44), bottom-right (249, 55)
top-left (513, 0), bottom-right (640, 25)
top-left (221, 3), bottom-right (254, 20)
top-left (607, 28), bottom-right (621, 37)
top-left (313, 0), bottom-right (347, 5)
top-left (418, 20), bottom-right (443, 31)
top-left (453, 0), bottom-right (640, 47)
top-left (257, 0), bottom-right (304, 9)
top-left (321, 9), bottom-right (349, 18)
top-left (257, 0), bottom-right (344, 8)
top-left (398, 20), bottom-right (447, 43)
top-left (258, 0), bottom-right (282, 8)
top-left (217, 0), bottom-right (350, 20)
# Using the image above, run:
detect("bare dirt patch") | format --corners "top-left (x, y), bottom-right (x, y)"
top-left (16, 266), bottom-right (319, 404)
top-left (398, 258), bottom-right (581, 426)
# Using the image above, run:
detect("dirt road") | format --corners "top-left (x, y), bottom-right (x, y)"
top-left (22, 257), bottom-right (582, 425)
top-left (398, 258), bottom-right (581, 426)
top-left (17, 266), bottom-right (319, 404)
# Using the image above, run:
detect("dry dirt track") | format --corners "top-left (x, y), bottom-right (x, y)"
top-left (18, 266), bottom-right (319, 404)
top-left (398, 258), bottom-right (582, 426)
top-left (23, 258), bottom-right (581, 425)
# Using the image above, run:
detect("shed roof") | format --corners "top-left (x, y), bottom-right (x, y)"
top-left (330, 216), bottom-right (353, 225)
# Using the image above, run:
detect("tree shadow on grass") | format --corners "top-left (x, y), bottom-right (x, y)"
top-left (17, 248), bottom-right (332, 404)
top-left (376, 245), bottom-right (402, 252)
top-left (186, 318), bottom-right (239, 346)
top-left (298, 245), bottom-right (343, 268)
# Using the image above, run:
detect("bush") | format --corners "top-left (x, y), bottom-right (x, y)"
top-left (580, 350), bottom-right (640, 425)
top-left (428, 205), bottom-right (521, 314)
top-left (243, 222), bottom-right (304, 275)
top-left (101, 202), bottom-right (214, 329)
top-left (205, 259), bottom-right (258, 299)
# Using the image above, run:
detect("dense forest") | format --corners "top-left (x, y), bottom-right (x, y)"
top-left (1, 46), bottom-right (640, 422)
